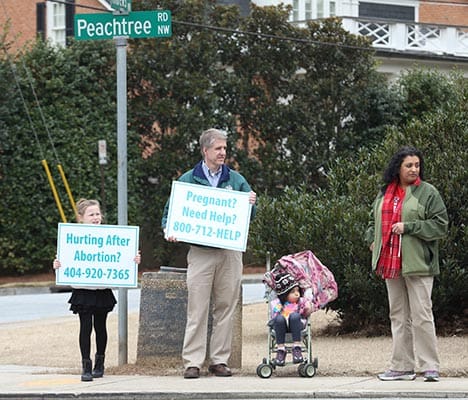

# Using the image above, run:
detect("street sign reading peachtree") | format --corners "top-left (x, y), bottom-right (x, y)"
top-left (74, 10), bottom-right (171, 41)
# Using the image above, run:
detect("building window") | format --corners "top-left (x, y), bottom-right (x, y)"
top-left (317, 0), bottom-right (324, 18)
top-left (47, 1), bottom-right (66, 46)
top-left (359, 2), bottom-right (414, 22)
top-left (330, 1), bottom-right (336, 17)
top-left (293, 0), bottom-right (300, 21)
top-left (292, 0), bottom-right (338, 22)
top-left (305, 0), bottom-right (312, 20)
top-left (36, 2), bottom-right (46, 40)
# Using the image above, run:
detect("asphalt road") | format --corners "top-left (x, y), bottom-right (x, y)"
top-left (0, 283), bottom-right (265, 324)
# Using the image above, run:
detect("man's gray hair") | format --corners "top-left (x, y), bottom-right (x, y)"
top-left (199, 128), bottom-right (228, 155)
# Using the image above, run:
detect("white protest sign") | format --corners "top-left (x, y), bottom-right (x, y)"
top-left (56, 223), bottom-right (139, 288)
top-left (165, 181), bottom-right (252, 251)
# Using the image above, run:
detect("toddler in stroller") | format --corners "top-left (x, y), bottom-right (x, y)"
top-left (257, 250), bottom-right (338, 378)
top-left (270, 272), bottom-right (312, 367)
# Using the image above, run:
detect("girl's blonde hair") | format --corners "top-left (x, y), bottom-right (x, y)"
top-left (76, 198), bottom-right (101, 221)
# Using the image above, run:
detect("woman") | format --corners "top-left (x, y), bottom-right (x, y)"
top-left (366, 146), bottom-right (448, 382)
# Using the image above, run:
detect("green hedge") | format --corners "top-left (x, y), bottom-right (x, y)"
top-left (0, 39), bottom-right (144, 275)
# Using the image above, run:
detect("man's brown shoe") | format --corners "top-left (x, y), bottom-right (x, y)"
top-left (183, 367), bottom-right (200, 379)
top-left (208, 364), bottom-right (232, 377)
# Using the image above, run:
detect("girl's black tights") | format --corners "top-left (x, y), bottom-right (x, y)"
top-left (78, 311), bottom-right (109, 359)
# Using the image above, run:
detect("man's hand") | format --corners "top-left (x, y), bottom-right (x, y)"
top-left (163, 228), bottom-right (178, 243)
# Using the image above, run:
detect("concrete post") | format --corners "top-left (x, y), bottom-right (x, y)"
top-left (136, 268), bottom-right (242, 369)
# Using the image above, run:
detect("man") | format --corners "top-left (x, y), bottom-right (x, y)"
top-left (162, 128), bottom-right (256, 379)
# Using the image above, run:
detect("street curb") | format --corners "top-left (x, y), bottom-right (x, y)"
top-left (1, 390), bottom-right (467, 400)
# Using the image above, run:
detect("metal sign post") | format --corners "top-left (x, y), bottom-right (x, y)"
top-left (74, 8), bottom-right (172, 366)
top-left (115, 35), bottom-right (129, 366)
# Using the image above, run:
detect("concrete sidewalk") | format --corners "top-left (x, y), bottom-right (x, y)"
top-left (1, 365), bottom-right (467, 399)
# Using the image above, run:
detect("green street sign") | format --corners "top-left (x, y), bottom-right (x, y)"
top-left (110, 0), bottom-right (131, 12)
top-left (74, 10), bottom-right (172, 41)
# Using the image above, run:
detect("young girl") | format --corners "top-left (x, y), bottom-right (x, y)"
top-left (53, 198), bottom-right (141, 382)
top-left (271, 272), bottom-right (312, 366)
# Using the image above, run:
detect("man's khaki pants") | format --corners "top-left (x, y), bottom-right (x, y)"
top-left (385, 275), bottom-right (439, 372)
top-left (182, 246), bottom-right (243, 369)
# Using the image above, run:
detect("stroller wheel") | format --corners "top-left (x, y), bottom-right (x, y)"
top-left (256, 363), bottom-right (273, 379)
top-left (298, 362), bottom-right (316, 378)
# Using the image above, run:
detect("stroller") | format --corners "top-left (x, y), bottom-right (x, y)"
top-left (256, 250), bottom-right (338, 378)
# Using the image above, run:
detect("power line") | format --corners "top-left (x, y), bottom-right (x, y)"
top-left (0, 46), bottom-right (46, 160)
top-left (172, 20), bottom-right (375, 52)
top-left (55, 0), bottom-right (468, 13)
top-left (22, 59), bottom-right (61, 163)
top-left (35, 0), bottom-right (468, 52)
top-left (0, 0), bottom-right (75, 221)
top-left (43, 0), bottom-right (375, 52)
top-left (0, 2), bottom-right (45, 158)
top-left (50, 0), bottom-right (468, 51)
top-left (0, 0), bottom-right (61, 162)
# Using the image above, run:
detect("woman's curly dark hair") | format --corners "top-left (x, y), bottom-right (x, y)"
top-left (381, 146), bottom-right (424, 193)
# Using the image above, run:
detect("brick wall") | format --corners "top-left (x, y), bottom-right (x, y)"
top-left (0, 0), bottom-right (37, 52)
top-left (419, 0), bottom-right (468, 26)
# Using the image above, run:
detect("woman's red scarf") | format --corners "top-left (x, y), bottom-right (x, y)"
top-left (376, 177), bottom-right (420, 279)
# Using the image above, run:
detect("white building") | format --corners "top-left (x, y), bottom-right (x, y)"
top-left (252, 0), bottom-right (468, 78)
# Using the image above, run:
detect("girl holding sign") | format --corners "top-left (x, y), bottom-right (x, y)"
top-left (53, 198), bottom-right (141, 382)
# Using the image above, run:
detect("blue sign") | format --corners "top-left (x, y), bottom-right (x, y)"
top-left (56, 223), bottom-right (140, 288)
